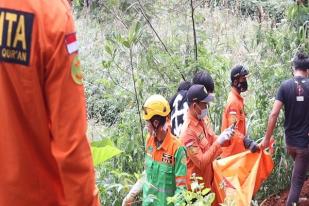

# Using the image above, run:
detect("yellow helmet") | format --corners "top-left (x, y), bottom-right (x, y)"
top-left (142, 94), bottom-right (171, 120)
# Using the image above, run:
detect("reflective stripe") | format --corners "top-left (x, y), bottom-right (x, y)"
top-left (176, 176), bottom-right (187, 186)
top-left (145, 181), bottom-right (175, 193)
top-left (176, 179), bottom-right (186, 186)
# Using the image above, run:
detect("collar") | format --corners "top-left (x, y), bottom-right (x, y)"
top-left (231, 87), bottom-right (243, 102)
top-left (155, 129), bottom-right (172, 151)
top-left (187, 109), bottom-right (201, 127)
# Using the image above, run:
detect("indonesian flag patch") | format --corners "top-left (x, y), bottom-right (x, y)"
top-left (65, 33), bottom-right (78, 54)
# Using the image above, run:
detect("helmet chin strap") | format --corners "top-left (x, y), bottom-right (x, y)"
top-left (151, 121), bottom-right (159, 138)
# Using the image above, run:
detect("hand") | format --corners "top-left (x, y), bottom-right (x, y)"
top-left (243, 136), bottom-right (259, 153)
top-left (259, 137), bottom-right (270, 150)
top-left (217, 127), bottom-right (234, 145)
top-left (122, 195), bottom-right (135, 206)
top-left (249, 141), bottom-right (260, 153)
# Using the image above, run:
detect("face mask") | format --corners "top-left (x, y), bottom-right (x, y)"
top-left (237, 80), bottom-right (248, 92)
top-left (197, 107), bottom-right (208, 120)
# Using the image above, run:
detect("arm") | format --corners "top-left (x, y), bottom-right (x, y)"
top-left (261, 100), bottom-right (283, 149)
top-left (44, 8), bottom-right (99, 206)
top-left (122, 173), bottom-right (145, 206)
top-left (184, 131), bottom-right (221, 172)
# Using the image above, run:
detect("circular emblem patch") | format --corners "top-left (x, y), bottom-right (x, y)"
top-left (181, 155), bottom-right (187, 165)
top-left (71, 55), bottom-right (83, 85)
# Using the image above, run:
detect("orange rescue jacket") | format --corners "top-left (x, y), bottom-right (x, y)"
top-left (0, 1), bottom-right (99, 205)
top-left (180, 112), bottom-right (222, 190)
top-left (221, 88), bottom-right (246, 158)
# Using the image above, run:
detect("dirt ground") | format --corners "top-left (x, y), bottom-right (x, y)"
top-left (260, 179), bottom-right (309, 206)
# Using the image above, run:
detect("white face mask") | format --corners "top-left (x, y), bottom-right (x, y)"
top-left (197, 108), bottom-right (208, 120)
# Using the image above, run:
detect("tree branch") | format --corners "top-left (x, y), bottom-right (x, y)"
top-left (136, 0), bottom-right (186, 81)
top-left (129, 47), bottom-right (145, 149)
top-left (190, 0), bottom-right (198, 63)
top-left (102, 4), bottom-right (171, 83)
top-left (107, 64), bottom-right (134, 95)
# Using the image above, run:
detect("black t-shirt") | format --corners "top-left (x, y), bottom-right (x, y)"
top-left (169, 90), bottom-right (189, 137)
top-left (276, 77), bottom-right (309, 148)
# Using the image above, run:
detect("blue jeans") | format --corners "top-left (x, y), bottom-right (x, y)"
top-left (286, 145), bottom-right (309, 206)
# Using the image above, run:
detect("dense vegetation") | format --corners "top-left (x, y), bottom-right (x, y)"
top-left (73, 0), bottom-right (309, 205)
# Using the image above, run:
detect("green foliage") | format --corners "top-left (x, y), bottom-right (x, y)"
top-left (75, 0), bottom-right (309, 204)
top-left (167, 175), bottom-right (215, 206)
top-left (287, 3), bottom-right (309, 28)
top-left (91, 145), bottom-right (122, 166)
top-left (208, 0), bottom-right (289, 23)
top-left (96, 163), bottom-right (140, 206)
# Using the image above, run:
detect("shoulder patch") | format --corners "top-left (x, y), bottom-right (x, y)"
top-left (0, 8), bottom-right (34, 66)
top-left (181, 155), bottom-right (187, 165)
top-left (65, 33), bottom-right (78, 54)
top-left (185, 141), bottom-right (194, 148)
top-left (188, 146), bottom-right (198, 155)
top-left (71, 55), bottom-right (83, 85)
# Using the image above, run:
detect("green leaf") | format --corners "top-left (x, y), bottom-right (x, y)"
top-left (128, 21), bottom-right (142, 45)
top-left (91, 138), bottom-right (114, 147)
top-left (91, 145), bottom-right (122, 166)
top-left (104, 40), bottom-right (115, 56)
top-left (102, 60), bottom-right (112, 68)
top-left (122, 40), bottom-right (131, 48)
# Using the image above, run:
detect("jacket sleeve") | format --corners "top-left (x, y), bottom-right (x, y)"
top-left (183, 129), bottom-right (221, 172)
top-left (43, 5), bottom-right (99, 206)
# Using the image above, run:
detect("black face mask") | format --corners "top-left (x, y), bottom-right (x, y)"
top-left (236, 80), bottom-right (248, 92)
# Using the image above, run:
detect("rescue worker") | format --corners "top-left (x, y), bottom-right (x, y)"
top-left (169, 71), bottom-right (214, 137)
top-left (180, 84), bottom-right (234, 191)
top-left (221, 65), bottom-right (258, 158)
top-left (122, 95), bottom-right (187, 206)
top-left (0, 1), bottom-right (99, 206)
top-left (260, 52), bottom-right (309, 206)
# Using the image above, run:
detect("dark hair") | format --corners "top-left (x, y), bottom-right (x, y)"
top-left (293, 52), bottom-right (309, 71)
top-left (192, 71), bottom-right (214, 93)
top-left (150, 115), bottom-right (166, 127)
top-left (177, 80), bottom-right (192, 92)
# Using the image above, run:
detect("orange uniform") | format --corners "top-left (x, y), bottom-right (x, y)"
top-left (221, 87), bottom-right (246, 158)
top-left (180, 112), bottom-right (222, 189)
top-left (0, 1), bottom-right (99, 206)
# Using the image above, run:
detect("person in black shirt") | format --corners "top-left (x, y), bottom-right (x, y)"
top-left (260, 52), bottom-right (309, 206)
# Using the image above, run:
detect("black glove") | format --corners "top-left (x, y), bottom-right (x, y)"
top-left (243, 136), bottom-right (259, 153)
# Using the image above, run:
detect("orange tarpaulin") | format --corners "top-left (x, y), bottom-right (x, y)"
top-left (213, 150), bottom-right (274, 205)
